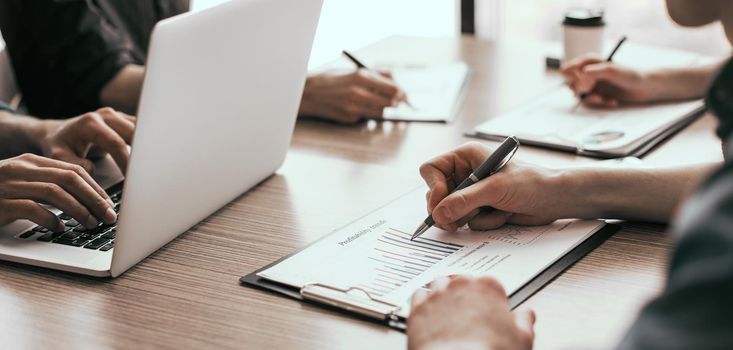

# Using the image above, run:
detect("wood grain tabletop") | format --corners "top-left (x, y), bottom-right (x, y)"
top-left (0, 35), bottom-right (723, 350)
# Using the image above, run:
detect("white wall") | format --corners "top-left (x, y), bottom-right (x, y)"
top-left (478, 0), bottom-right (731, 56)
top-left (192, 0), bottom-right (458, 68)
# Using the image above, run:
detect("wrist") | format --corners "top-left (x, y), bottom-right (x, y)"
top-left (643, 70), bottom-right (676, 102)
top-left (644, 66), bottom-right (713, 102)
top-left (19, 118), bottom-right (55, 153)
top-left (551, 168), bottom-right (610, 219)
top-left (0, 111), bottom-right (50, 153)
top-left (554, 167), bottom-right (675, 222)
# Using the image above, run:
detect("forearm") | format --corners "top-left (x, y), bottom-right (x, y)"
top-left (99, 64), bottom-right (145, 115)
top-left (643, 59), bottom-right (725, 102)
top-left (0, 111), bottom-right (47, 158)
top-left (552, 163), bottom-right (720, 223)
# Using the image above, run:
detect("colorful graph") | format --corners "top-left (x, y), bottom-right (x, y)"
top-left (358, 227), bottom-right (464, 297)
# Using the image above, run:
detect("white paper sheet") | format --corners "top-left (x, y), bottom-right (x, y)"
top-left (259, 186), bottom-right (605, 318)
top-left (474, 88), bottom-right (704, 154)
top-left (382, 63), bottom-right (469, 122)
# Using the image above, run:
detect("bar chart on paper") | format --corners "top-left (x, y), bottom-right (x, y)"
top-left (255, 187), bottom-right (607, 319)
top-left (359, 228), bottom-right (464, 297)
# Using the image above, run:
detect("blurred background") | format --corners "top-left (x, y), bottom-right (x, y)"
top-left (192, 0), bottom-right (731, 68)
top-left (494, 0), bottom-right (730, 56)
top-left (2, 0), bottom-right (730, 67)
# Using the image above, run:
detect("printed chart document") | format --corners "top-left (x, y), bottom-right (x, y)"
top-left (472, 88), bottom-right (705, 158)
top-left (257, 186), bottom-right (606, 318)
top-left (382, 63), bottom-right (469, 122)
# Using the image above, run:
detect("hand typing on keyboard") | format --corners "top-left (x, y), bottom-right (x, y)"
top-left (33, 107), bottom-right (136, 175)
top-left (0, 153), bottom-right (117, 232)
top-left (32, 185), bottom-right (122, 251)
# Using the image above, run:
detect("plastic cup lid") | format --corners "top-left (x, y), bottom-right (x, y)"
top-left (563, 8), bottom-right (605, 27)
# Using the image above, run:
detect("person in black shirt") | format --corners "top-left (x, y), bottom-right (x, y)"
top-left (0, 0), bottom-right (407, 123)
top-left (406, 1), bottom-right (733, 349)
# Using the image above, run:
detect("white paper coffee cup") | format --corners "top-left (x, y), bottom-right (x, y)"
top-left (563, 9), bottom-right (605, 62)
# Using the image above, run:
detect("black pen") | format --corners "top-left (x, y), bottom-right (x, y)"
top-left (573, 35), bottom-right (627, 110)
top-left (411, 136), bottom-right (520, 241)
top-left (342, 50), bottom-right (367, 69)
top-left (342, 50), bottom-right (414, 109)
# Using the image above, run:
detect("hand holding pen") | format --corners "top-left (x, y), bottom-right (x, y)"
top-left (342, 50), bottom-right (415, 110)
top-left (413, 137), bottom-right (520, 240)
top-left (561, 36), bottom-right (658, 110)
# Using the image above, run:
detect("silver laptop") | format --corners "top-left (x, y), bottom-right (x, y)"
top-left (0, 0), bottom-right (323, 277)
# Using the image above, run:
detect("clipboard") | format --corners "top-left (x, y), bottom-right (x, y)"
top-left (240, 221), bottom-right (619, 331)
top-left (466, 104), bottom-right (706, 159)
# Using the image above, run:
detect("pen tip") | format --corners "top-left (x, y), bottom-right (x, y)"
top-left (410, 223), bottom-right (429, 241)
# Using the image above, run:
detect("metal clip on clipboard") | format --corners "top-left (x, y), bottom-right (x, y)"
top-left (300, 283), bottom-right (404, 325)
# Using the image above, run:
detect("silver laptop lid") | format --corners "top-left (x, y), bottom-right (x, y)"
top-left (110, 0), bottom-right (323, 277)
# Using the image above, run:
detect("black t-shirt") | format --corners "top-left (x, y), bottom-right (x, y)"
top-left (617, 59), bottom-right (733, 349)
top-left (0, 0), bottom-right (189, 118)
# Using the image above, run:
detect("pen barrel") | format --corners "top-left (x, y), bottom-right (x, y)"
top-left (472, 136), bottom-right (519, 179)
top-left (453, 177), bottom-right (477, 193)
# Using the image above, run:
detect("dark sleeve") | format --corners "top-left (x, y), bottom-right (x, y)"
top-left (0, 0), bottom-right (136, 118)
top-left (616, 162), bottom-right (733, 350)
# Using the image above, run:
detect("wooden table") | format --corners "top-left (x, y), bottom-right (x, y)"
top-left (0, 36), bottom-right (723, 350)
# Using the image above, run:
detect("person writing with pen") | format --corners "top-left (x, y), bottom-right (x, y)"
top-left (406, 1), bottom-right (733, 349)
top-left (0, 0), bottom-right (409, 124)
top-left (562, 5), bottom-right (728, 109)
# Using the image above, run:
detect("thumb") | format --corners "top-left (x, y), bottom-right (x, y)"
top-left (514, 308), bottom-right (536, 339)
top-left (432, 176), bottom-right (508, 225)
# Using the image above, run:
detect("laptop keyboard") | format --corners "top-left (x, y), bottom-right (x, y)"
top-left (17, 183), bottom-right (123, 252)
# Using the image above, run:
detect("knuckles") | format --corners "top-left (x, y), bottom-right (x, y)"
top-left (0, 155), bottom-right (34, 174)
top-left (599, 63), bottom-right (619, 74)
top-left (16, 153), bottom-right (38, 162)
top-left (96, 107), bottom-right (116, 115)
top-left (60, 169), bottom-right (81, 187)
top-left (475, 276), bottom-right (507, 297)
top-left (43, 182), bottom-right (64, 198)
top-left (383, 85), bottom-right (399, 97)
top-left (69, 163), bottom-right (86, 175)
top-left (77, 112), bottom-right (103, 127)
top-left (0, 160), bottom-right (20, 174)
top-left (353, 69), bottom-right (369, 82)
top-left (346, 86), bottom-right (361, 102)
top-left (111, 138), bottom-right (128, 152)
top-left (445, 276), bottom-right (471, 290)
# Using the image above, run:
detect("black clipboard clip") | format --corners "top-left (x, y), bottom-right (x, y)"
top-left (300, 283), bottom-right (407, 330)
